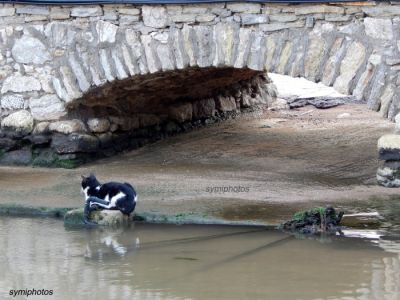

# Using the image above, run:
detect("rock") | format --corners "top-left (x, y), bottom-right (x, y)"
top-left (71, 6), bottom-right (102, 17)
top-left (0, 149), bottom-right (32, 165)
top-left (269, 98), bottom-right (289, 111)
top-left (16, 5), bottom-right (49, 15)
top-left (337, 113), bottom-right (351, 119)
top-left (280, 206), bottom-right (343, 234)
top-left (118, 7), bottom-right (140, 15)
top-left (377, 134), bottom-right (400, 160)
top-left (142, 6), bottom-right (169, 28)
top-left (294, 5), bottom-right (344, 15)
top-left (333, 42), bottom-right (366, 94)
top-left (1, 74), bottom-right (41, 94)
top-left (12, 35), bottom-right (51, 64)
top-left (0, 6), bottom-right (15, 17)
top-left (241, 14), bottom-right (268, 25)
top-left (25, 134), bottom-right (51, 146)
top-left (33, 122), bottom-right (50, 134)
top-left (139, 114), bottom-right (160, 127)
top-left (97, 132), bottom-right (113, 148)
top-left (49, 120), bottom-right (86, 134)
top-left (226, 3), bottom-right (261, 13)
top-left (269, 14), bottom-right (298, 23)
top-left (304, 38), bottom-right (325, 81)
top-left (287, 96), bottom-right (346, 109)
top-left (364, 18), bottom-right (393, 40)
top-left (96, 20), bottom-right (118, 43)
top-left (215, 96), bottom-right (237, 112)
top-left (0, 94), bottom-right (25, 110)
top-left (64, 208), bottom-right (132, 226)
top-left (260, 21), bottom-right (304, 32)
top-left (87, 118), bottom-right (110, 133)
top-left (50, 7), bottom-right (70, 19)
top-left (193, 98), bottom-right (216, 119)
top-left (29, 95), bottom-right (66, 121)
top-left (341, 212), bottom-right (382, 228)
top-left (377, 161), bottom-right (400, 187)
top-left (32, 148), bottom-right (57, 167)
top-left (168, 103), bottom-right (193, 122)
top-left (395, 113), bottom-right (400, 133)
top-left (51, 133), bottom-right (99, 154)
top-left (1, 110), bottom-right (34, 134)
top-left (0, 138), bottom-right (17, 151)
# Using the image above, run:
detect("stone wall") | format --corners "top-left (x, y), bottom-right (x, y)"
top-left (0, 1), bottom-right (399, 166)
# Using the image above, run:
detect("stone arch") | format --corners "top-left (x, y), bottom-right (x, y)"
top-left (1, 2), bottom-right (400, 166)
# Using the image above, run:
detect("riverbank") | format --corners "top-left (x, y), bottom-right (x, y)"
top-left (0, 101), bottom-right (399, 229)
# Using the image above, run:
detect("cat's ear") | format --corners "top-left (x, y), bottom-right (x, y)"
top-left (81, 175), bottom-right (86, 180)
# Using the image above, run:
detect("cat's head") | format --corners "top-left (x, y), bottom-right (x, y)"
top-left (81, 173), bottom-right (99, 189)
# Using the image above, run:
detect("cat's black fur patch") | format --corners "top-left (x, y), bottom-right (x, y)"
top-left (81, 174), bottom-right (137, 225)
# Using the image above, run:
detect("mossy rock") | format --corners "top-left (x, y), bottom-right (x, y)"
top-left (64, 208), bottom-right (132, 226)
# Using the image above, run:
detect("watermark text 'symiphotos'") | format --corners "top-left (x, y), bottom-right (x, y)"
top-left (206, 186), bottom-right (250, 194)
top-left (9, 289), bottom-right (53, 298)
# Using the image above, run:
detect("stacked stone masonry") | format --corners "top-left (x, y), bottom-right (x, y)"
top-left (0, 1), bottom-right (399, 166)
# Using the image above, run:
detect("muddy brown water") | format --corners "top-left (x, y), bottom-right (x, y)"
top-left (0, 217), bottom-right (399, 300)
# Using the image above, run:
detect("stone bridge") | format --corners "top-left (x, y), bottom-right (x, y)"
top-left (0, 1), bottom-right (399, 166)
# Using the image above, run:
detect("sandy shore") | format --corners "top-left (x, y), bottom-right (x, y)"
top-left (0, 102), bottom-right (397, 225)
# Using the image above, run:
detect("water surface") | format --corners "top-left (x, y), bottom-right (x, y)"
top-left (0, 217), bottom-right (399, 300)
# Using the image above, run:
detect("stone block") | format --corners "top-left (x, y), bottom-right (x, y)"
top-left (362, 6), bottom-right (400, 17)
top-left (269, 14), bottom-right (297, 23)
top-left (333, 42), bottom-right (366, 94)
top-left (1, 110), bottom-right (34, 134)
top-left (139, 114), bottom-right (160, 127)
top-left (377, 161), bottom-right (400, 187)
top-left (227, 3), bottom-right (261, 13)
top-left (241, 14), bottom-right (268, 25)
top-left (16, 6), bottom-right (49, 15)
top-left (51, 133), bottom-right (99, 154)
top-left (215, 96), bottom-right (237, 112)
top-left (378, 134), bottom-right (400, 160)
top-left (71, 6), bottom-right (103, 17)
top-left (49, 120), bottom-right (87, 134)
top-left (96, 20), bottom-right (118, 43)
top-left (294, 5), bottom-right (345, 15)
top-left (64, 208), bottom-right (132, 226)
top-left (29, 94), bottom-right (66, 121)
top-left (142, 6), bottom-right (169, 28)
top-left (87, 118), bottom-right (110, 133)
top-left (1, 74), bottom-right (41, 94)
top-left (168, 103), bottom-right (193, 122)
top-left (1, 94), bottom-right (25, 110)
top-left (0, 149), bottom-right (32, 166)
top-left (364, 18), bottom-right (393, 40)
top-left (193, 98), bottom-right (216, 119)
top-left (12, 37), bottom-right (50, 66)
top-left (0, 6), bottom-right (15, 17)
top-left (171, 14), bottom-right (197, 23)
top-left (118, 7), bottom-right (140, 15)
top-left (50, 7), bottom-right (70, 20)
top-left (259, 21), bottom-right (304, 32)
top-left (196, 14), bottom-right (215, 23)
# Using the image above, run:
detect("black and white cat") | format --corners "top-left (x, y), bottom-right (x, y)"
top-left (81, 174), bottom-right (137, 225)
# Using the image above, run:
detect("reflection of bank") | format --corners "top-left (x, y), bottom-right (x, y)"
top-left (341, 229), bottom-right (400, 299)
top-left (371, 238), bottom-right (400, 299)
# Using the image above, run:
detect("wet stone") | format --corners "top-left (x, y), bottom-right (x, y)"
top-left (51, 133), bottom-right (99, 154)
top-left (64, 208), bottom-right (132, 226)
top-left (377, 161), bottom-right (400, 187)
top-left (0, 148), bottom-right (32, 165)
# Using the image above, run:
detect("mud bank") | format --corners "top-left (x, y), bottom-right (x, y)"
top-left (0, 103), bottom-right (398, 229)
